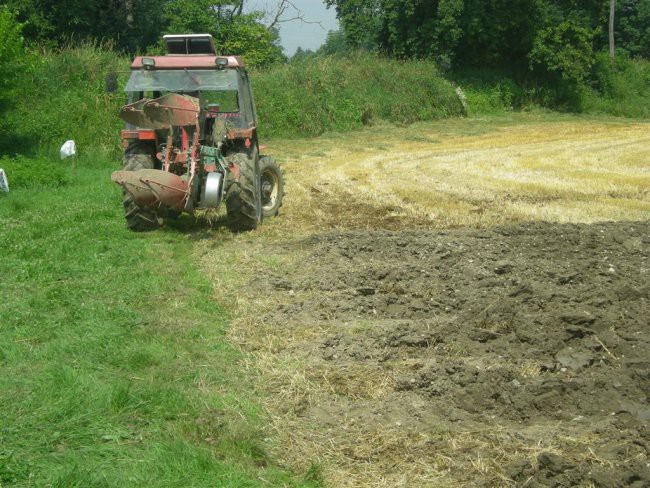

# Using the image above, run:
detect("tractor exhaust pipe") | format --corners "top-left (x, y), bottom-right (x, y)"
top-left (112, 169), bottom-right (189, 211)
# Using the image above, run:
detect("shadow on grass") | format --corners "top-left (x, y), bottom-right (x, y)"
top-left (163, 213), bottom-right (235, 242)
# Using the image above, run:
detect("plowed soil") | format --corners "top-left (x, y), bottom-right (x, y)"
top-left (198, 116), bottom-right (650, 486)
top-left (240, 220), bottom-right (649, 486)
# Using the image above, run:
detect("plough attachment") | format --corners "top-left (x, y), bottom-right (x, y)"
top-left (114, 93), bottom-right (199, 212)
top-left (112, 169), bottom-right (189, 211)
top-left (119, 93), bottom-right (199, 129)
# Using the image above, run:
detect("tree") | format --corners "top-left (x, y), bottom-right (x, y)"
top-left (317, 30), bottom-right (348, 55)
top-left (265, 0), bottom-right (324, 31)
top-left (0, 6), bottom-right (24, 90)
top-left (324, 0), bottom-right (650, 79)
top-left (0, 0), bottom-right (165, 51)
top-left (324, 0), bottom-right (382, 51)
top-left (529, 20), bottom-right (595, 83)
top-left (291, 46), bottom-right (316, 61)
top-left (610, 0), bottom-right (616, 57)
top-left (615, 0), bottom-right (650, 58)
top-left (0, 0), bottom-right (289, 63)
top-left (163, 0), bottom-right (285, 67)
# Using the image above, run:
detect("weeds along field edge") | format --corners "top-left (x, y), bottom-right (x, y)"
top-left (0, 160), bottom-right (319, 487)
top-left (0, 48), bottom-right (463, 158)
top-left (1, 46), bottom-right (649, 160)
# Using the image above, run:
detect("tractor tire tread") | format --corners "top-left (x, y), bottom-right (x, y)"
top-left (225, 153), bottom-right (261, 232)
top-left (122, 142), bottom-right (161, 232)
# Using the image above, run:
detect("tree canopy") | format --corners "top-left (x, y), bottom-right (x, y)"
top-left (325, 0), bottom-right (650, 80)
top-left (0, 0), bottom-right (285, 67)
top-left (1, 0), bottom-right (648, 76)
top-left (0, 6), bottom-right (24, 90)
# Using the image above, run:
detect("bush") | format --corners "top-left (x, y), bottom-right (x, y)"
top-left (451, 69), bottom-right (526, 115)
top-left (0, 155), bottom-right (68, 189)
top-left (452, 52), bottom-right (650, 118)
top-left (0, 42), bottom-right (127, 157)
top-left (0, 6), bottom-right (24, 90)
top-left (252, 53), bottom-right (464, 138)
top-left (578, 53), bottom-right (650, 118)
top-left (529, 20), bottom-right (595, 84)
top-left (1, 45), bottom-right (647, 160)
top-left (2, 48), bottom-right (462, 152)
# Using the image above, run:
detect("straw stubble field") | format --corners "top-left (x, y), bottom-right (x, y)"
top-left (197, 114), bottom-right (649, 487)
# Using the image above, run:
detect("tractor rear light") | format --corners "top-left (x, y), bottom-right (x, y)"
top-left (215, 57), bottom-right (229, 69)
top-left (142, 57), bottom-right (156, 69)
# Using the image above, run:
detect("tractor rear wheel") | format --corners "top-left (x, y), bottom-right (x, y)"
top-left (260, 156), bottom-right (284, 218)
top-left (225, 152), bottom-right (262, 232)
top-left (122, 142), bottom-right (161, 232)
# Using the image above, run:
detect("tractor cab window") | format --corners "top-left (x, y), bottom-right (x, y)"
top-left (200, 90), bottom-right (239, 113)
top-left (128, 90), bottom-right (163, 103)
top-left (125, 69), bottom-right (238, 93)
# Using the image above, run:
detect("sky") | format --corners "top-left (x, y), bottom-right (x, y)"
top-left (246, 0), bottom-right (339, 56)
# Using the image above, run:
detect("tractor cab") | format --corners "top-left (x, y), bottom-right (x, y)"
top-left (122, 34), bottom-right (257, 144)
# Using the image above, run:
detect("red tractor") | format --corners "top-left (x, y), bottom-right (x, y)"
top-left (111, 34), bottom-right (284, 231)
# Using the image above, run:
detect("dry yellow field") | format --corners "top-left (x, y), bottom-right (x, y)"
top-left (196, 114), bottom-right (649, 487)
top-left (261, 113), bottom-right (649, 233)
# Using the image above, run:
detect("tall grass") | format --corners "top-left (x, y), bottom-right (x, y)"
top-left (0, 48), bottom-right (464, 156)
top-left (450, 69), bottom-right (526, 115)
top-left (0, 45), bottom-right (648, 162)
top-left (578, 54), bottom-right (650, 117)
top-left (0, 43), bottom-right (127, 158)
top-left (253, 53), bottom-right (465, 137)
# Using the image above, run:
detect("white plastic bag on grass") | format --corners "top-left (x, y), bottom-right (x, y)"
top-left (60, 140), bottom-right (76, 160)
top-left (0, 168), bottom-right (8, 193)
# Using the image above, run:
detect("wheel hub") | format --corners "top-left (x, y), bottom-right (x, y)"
top-left (261, 170), bottom-right (278, 210)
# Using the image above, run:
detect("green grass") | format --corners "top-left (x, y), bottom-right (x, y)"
top-left (0, 156), bottom-right (319, 487)
top-left (578, 54), bottom-right (650, 118)
top-left (0, 155), bottom-right (69, 189)
top-left (0, 44), bottom-right (127, 157)
top-left (1, 46), bottom-right (648, 158)
top-left (0, 48), bottom-right (465, 153)
top-left (253, 53), bottom-right (464, 137)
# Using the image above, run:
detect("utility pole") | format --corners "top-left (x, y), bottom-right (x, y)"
top-left (609, 0), bottom-right (616, 58)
